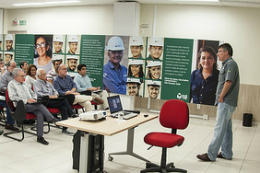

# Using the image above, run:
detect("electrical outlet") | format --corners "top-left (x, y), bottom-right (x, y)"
top-left (197, 104), bottom-right (200, 109)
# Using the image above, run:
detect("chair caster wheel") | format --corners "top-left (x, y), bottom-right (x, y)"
top-left (108, 156), bottom-right (113, 161)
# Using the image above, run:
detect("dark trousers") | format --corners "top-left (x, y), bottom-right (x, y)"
top-left (46, 99), bottom-right (73, 130)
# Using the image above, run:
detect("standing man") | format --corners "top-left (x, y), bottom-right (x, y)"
top-left (34, 68), bottom-right (74, 135)
top-left (5, 34), bottom-right (14, 51)
top-left (103, 36), bottom-right (127, 94)
top-left (53, 64), bottom-right (103, 112)
top-left (74, 64), bottom-right (109, 110)
top-left (67, 35), bottom-right (78, 54)
top-left (127, 78), bottom-right (141, 96)
top-left (19, 61), bottom-right (28, 73)
top-left (8, 68), bottom-right (58, 145)
top-left (129, 36), bottom-right (144, 59)
top-left (197, 43), bottom-right (240, 161)
top-left (53, 35), bottom-right (64, 54)
top-left (147, 37), bottom-right (164, 60)
top-left (47, 55), bottom-right (63, 84)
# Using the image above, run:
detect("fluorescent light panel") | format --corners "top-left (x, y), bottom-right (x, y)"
top-left (170, 0), bottom-right (219, 2)
top-left (13, 0), bottom-right (81, 6)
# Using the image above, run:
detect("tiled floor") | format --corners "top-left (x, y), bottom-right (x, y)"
top-left (0, 113), bottom-right (259, 173)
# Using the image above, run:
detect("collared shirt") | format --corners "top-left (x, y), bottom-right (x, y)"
top-left (46, 69), bottom-right (58, 81)
top-left (215, 57), bottom-right (240, 107)
top-left (0, 71), bottom-right (14, 91)
top-left (34, 79), bottom-right (58, 97)
top-left (190, 69), bottom-right (219, 105)
top-left (103, 60), bottom-right (127, 94)
top-left (53, 75), bottom-right (77, 95)
top-left (74, 73), bottom-right (92, 92)
top-left (8, 80), bottom-right (36, 104)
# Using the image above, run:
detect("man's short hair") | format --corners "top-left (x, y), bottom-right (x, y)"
top-left (218, 43), bottom-right (233, 56)
top-left (19, 61), bottom-right (27, 68)
top-left (6, 60), bottom-right (14, 67)
top-left (77, 64), bottom-right (86, 71)
top-left (12, 68), bottom-right (23, 77)
top-left (36, 68), bottom-right (45, 77)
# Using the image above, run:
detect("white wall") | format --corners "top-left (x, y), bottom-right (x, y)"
top-left (141, 4), bottom-right (260, 86)
top-left (3, 5), bottom-right (114, 35)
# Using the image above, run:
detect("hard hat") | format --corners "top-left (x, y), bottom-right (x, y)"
top-left (5, 34), bottom-right (13, 41)
top-left (107, 36), bottom-right (125, 51)
top-left (4, 51), bottom-right (14, 56)
top-left (127, 78), bottom-right (141, 84)
top-left (0, 35), bottom-right (2, 42)
top-left (128, 59), bottom-right (143, 65)
top-left (149, 37), bottom-right (163, 47)
top-left (147, 80), bottom-right (161, 86)
top-left (53, 35), bottom-right (64, 42)
top-left (68, 35), bottom-right (79, 42)
top-left (66, 55), bottom-right (78, 60)
top-left (146, 61), bottom-right (162, 68)
top-left (52, 54), bottom-right (64, 61)
top-left (130, 36), bottom-right (143, 46)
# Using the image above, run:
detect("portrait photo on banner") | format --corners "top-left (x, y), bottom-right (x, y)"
top-left (102, 35), bottom-right (129, 94)
top-left (190, 39), bottom-right (221, 106)
top-left (34, 35), bottom-right (53, 74)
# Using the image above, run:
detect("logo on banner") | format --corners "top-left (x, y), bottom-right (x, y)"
top-left (177, 93), bottom-right (188, 100)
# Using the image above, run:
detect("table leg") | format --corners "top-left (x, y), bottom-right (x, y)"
top-left (79, 132), bottom-right (90, 173)
top-left (108, 127), bottom-right (150, 163)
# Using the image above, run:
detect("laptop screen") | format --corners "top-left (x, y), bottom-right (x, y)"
top-left (107, 95), bottom-right (123, 114)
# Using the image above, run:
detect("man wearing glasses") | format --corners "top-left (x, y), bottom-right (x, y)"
top-left (147, 37), bottom-right (164, 60)
top-left (103, 36), bottom-right (127, 94)
top-left (0, 61), bottom-right (19, 131)
top-left (34, 36), bottom-right (52, 73)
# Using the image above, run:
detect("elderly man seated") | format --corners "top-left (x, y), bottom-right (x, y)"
top-left (53, 64), bottom-right (103, 112)
top-left (8, 68), bottom-right (58, 145)
top-left (34, 68), bottom-right (74, 135)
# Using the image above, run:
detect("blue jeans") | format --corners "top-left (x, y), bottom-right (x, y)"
top-left (0, 100), bottom-right (14, 125)
top-left (207, 102), bottom-right (236, 161)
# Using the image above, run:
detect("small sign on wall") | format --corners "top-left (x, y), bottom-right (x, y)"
top-left (19, 20), bottom-right (26, 25)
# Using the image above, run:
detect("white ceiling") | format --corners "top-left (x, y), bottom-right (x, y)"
top-left (1, 0), bottom-right (260, 9)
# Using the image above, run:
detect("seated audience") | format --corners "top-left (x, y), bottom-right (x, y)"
top-left (8, 68), bottom-right (58, 145)
top-left (53, 64), bottom-right (103, 112)
top-left (74, 64), bottom-right (109, 110)
top-left (34, 68), bottom-right (74, 135)
top-left (19, 61), bottom-right (28, 73)
top-left (47, 56), bottom-right (63, 84)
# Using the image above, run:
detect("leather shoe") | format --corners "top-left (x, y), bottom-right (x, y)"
top-left (92, 96), bottom-right (104, 104)
top-left (5, 124), bottom-right (19, 131)
top-left (37, 136), bottom-right (49, 145)
top-left (217, 152), bottom-right (231, 160)
top-left (197, 153), bottom-right (212, 161)
top-left (62, 129), bottom-right (74, 135)
top-left (49, 118), bottom-right (59, 124)
top-left (0, 129), bottom-right (4, 135)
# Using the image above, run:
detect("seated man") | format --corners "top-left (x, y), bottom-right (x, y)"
top-left (53, 64), bottom-right (103, 112)
top-left (74, 64), bottom-right (109, 110)
top-left (34, 68), bottom-right (74, 135)
top-left (8, 68), bottom-right (58, 145)
top-left (0, 61), bottom-right (18, 131)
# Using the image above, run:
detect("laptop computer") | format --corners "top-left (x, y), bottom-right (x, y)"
top-left (107, 95), bottom-right (138, 120)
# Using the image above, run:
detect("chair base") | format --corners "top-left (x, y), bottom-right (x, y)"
top-left (141, 162), bottom-right (187, 173)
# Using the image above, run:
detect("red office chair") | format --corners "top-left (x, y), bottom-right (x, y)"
top-left (141, 99), bottom-right (189, 173)
top-left (4, 89), bottom-right (50, 141)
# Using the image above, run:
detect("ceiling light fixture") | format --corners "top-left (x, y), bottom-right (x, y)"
top-left (170, 0), bottom-right (219, 2)
top-left (13, 0), bottom-right (81, 6)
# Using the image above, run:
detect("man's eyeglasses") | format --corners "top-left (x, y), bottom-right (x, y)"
top-left (36, 43), bottom-right (46, 49)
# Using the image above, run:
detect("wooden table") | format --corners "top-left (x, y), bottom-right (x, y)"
top-left (56, 113), bottom-right (158, 173)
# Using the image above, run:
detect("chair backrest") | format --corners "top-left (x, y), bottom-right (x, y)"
top-left (5, 89), bottom-right (14, 109)
top-left (159, 99), bottom-right (189, 130)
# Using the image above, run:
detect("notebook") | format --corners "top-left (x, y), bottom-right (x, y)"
top-left (107, 95), bottom-right (138, 120)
